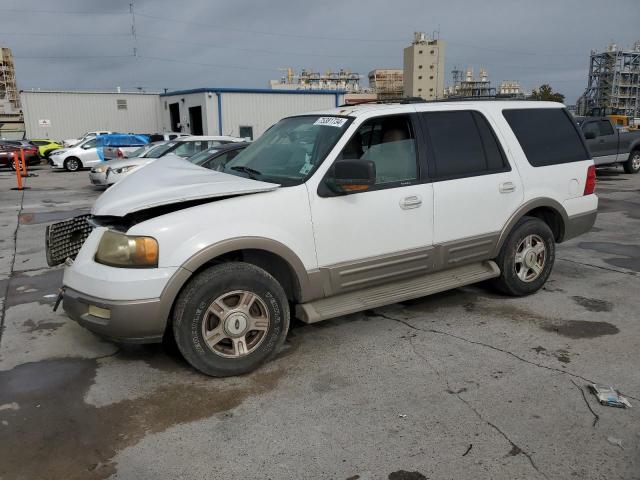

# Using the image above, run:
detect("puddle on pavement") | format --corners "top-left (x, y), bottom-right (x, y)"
top-left (19, 208), bottom-right (89, 225)
top-left (0, 355), bottom-right (286, 480)
top-left (571, 296), bottom-right (613, 312)
top-left (6, 269), bottom-right (63, 308)
top-left (541, 320), bottom-right (619, 339)
top-left (578, 241), bottom-right (640, 272)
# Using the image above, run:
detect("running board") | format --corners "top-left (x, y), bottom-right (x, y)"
top-left (296, 260), bottom-right (500, 324)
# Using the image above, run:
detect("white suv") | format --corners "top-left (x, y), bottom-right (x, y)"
top-left (47, 101), bottom-right (597, 377)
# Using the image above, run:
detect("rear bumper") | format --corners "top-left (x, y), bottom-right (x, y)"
top-left (563, 209), bottom-right (597, 242)
top-left (62, 287), bottom-right (167, 343)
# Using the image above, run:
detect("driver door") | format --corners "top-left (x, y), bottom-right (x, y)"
top-left (308, 113), bottom-right (434, 295)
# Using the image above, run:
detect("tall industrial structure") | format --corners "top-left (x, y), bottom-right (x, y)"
top-left (368, 69), bottom-right (403, 99)
top-left (0, 46), bottom-right (20, 113)
top-left (403, 32), bottom-right (445, 100)
top-left (445, 67), bottom-right (495, 98)
top-left (269, 68), bottom-right (362, 92)
top-left (579, 41), bottom-right (640, 117)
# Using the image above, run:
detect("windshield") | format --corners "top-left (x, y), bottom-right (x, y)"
top-left (224, 115), bottom-right (351, 184)
top-left (188, 147), bottom-right (221, 165)
top-left (145, 141), bottom-right (178, 158)
top-left (79, 137), bottom-right (97, 148)
top-left (128, 145), bottom-right (148, 158)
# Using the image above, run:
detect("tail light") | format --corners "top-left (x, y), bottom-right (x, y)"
top-left (117, 148), bottom-right (124, 158)
top-left (584, 165), bottom-right (596, 195)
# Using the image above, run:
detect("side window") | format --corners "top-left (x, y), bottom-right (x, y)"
top-left (421, 111), bottom-right (508, 179)
top-left (204, 150), bottom-right (241, 171)
top-left (582, 122), bottom-right (599, 138)
top-left (338, 114), bottom-right (417, 186)
top-left (503, 108), bottom-right (590, 166)
top-left (599, 121), bottom-right (614, 136)
top-left (83, 138), bottom-right (98, 149)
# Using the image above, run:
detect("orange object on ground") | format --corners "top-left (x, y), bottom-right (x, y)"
top-left (13, 152), bottom-right (23, 189)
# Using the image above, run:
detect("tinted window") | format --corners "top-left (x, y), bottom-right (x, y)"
top-left (338, 114), bottom-right (417, 186)
top-left (599, 120), bottom-right (614, 136)
top-left (503, 108), bottom-right (590, 166)
top-left (582, 121), bottom-right (599, 138)
top-left (422, 111), bottom-right (507, 178)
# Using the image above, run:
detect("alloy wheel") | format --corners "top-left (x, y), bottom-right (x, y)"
top-left (201, 290), bottom-right (270, 358)
top-left (514, 234), bottom-right (546, 282)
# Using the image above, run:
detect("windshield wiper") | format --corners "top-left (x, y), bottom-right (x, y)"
top-left (229, 166), bottom-right (262, 179)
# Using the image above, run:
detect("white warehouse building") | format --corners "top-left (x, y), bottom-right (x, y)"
top-left (19, 88), bottom-right (345, 141)
top-left (20, 90), bottom-right (163, 140)
top-left (159, 88), bottom-right (345, 140)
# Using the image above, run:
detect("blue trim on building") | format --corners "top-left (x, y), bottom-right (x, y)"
top-left (160, 87), bottom-right (347, 97)
top-left (216, 93), bottom-right (223, 135)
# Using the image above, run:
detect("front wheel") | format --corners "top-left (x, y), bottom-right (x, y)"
top-left (491, 216), bottom-right (555, 296)
top-left (64, 157), bottom-right (82, 172)
top-left (623, 150), bottom-right (640, 174)
top-left (172, 262), bottom-right (290, 377)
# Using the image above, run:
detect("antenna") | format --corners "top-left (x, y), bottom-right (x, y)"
top-left (130, 1), bottom-right (137, 57)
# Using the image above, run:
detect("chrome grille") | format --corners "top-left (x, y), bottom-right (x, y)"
top-left (45, 214), bottom-right (94, 267)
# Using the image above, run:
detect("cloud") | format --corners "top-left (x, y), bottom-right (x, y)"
top-left (3, 0), bottom-right (639, 103)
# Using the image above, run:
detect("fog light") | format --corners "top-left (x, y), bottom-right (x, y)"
top-left (88, 305), bottom-right (111, 319)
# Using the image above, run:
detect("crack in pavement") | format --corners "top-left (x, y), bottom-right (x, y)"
top-left (373, 311), bottom-right (640, 402)
top-left (394, 316), bottom-right (548, 479)
top-left (0, 186), bottom-right (26, 348)
top-left (570, 379), bottom-right (600, 428)
top-left (557, 257), bottom-right (638, 277)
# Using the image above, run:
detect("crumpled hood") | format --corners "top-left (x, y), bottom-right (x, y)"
top-left (92, 156), bottom-right (279, 217)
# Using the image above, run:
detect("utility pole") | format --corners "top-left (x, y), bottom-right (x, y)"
top-left (130, 1), bottom-right (137, 57)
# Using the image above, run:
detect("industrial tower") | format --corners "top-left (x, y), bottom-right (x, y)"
top-left (579, 42), bottom-right (640, 117)
top-left (0, 46), bottom-right (20, 113)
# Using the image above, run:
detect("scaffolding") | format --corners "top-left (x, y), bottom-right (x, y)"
top-left (445, 67), bottom-right (495, 98)
top-left (270, 68), bottom-right (362, 92)
top-left (368, 69), bottom-right (403, 99)
top-left (0, 46), bottom-right (21, 112)
top-left (580, 42), bottom-right (640, 117)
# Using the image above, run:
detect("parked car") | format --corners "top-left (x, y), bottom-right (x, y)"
top-left (0, 141), bottom-right (40, 168)
top-left (89, 141), bottom-right (174, 186)
top-left (30, 139), bottom-right (64, 158)
top-left (49, 137), bottom-right (101, 171)
top-left (63, 131), bottom-right (113, 147)
top-left (146, 132), bottom-right (190, 142)
top-left (89, 136), bottom-right (245, 186)
top-left (48, 101), bottom-right (597, 377)
top-left (99, 134), bottom-right (150, 161)
top-left (577, 116), bottom-right (640, 173)
top-left (187, 142), bottom-right (249, 171)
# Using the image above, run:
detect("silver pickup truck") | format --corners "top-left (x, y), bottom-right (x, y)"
top-left (577, 116), bottom-right (640, 173)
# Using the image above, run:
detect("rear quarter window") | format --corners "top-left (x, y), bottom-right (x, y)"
top-left (502, 108), bottom-right (590, 167)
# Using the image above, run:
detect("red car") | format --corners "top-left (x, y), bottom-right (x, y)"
top-left (0, 142), bottom-right (40, 169)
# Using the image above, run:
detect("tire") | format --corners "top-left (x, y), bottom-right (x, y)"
top-left (64, 157), bottom-right (82, 172)
top-left (623, 149), bottom-right (640, 174)
top-left (172, 262), bottom-right (290, 377)
top-left (491, 216), bottom-right (555, 296)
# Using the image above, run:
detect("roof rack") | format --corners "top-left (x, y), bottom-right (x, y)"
top-left (338, 97), bottom-right (426, 107)
top-left (425, 95), bottom-right (534, 103)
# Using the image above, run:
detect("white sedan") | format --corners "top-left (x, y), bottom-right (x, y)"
top-left (89, 135), bottom-right (244, 186)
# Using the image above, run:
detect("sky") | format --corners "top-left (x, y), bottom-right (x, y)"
top-left (1, 0), bottom-right (639, 104)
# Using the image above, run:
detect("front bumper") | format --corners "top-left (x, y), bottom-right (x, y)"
top-left (89, 170), bottom-right (109, 185)
top-left (62, 287), bottom-right (167, 343)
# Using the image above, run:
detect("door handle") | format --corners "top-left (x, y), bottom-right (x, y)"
top-left (400, 195), bottom-right (422, 210)
top-left (499, 182), bottom-right (516, 193)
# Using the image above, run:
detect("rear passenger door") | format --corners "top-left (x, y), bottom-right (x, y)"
top-left (583, 120), bottom-right (617, 163)
top-left (419, 110), bottom-right (523, 248)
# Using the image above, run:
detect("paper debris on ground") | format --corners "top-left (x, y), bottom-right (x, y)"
top-left (589, 384), bottom-right (632, 408)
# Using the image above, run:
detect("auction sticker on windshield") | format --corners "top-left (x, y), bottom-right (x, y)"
top-left (314, 117), bottom-right (348, 128)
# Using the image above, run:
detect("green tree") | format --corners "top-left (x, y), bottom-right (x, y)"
top-left (530, 84), bottom-right (565, 103)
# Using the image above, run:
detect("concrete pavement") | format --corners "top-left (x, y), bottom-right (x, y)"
top-left (0, 164), bottom-right (638, 480)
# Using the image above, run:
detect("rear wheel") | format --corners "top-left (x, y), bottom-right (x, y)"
top-left (491, 216), bottom-right (555, 296)
top-left (64, 157), bottom-right (82, 172)
top-left (172, 262), bottom-right (290, 377)
top-left (623, 149), bottom-right (640, 174)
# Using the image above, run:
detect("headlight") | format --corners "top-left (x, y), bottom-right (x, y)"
top-left (92, 165), bottom-right (107, 173)
top-left (95, 230), bottom-right (158, 268)
top-left (114, 165), bottom-right (138, 174)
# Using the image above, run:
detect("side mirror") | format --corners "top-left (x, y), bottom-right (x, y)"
top-left (329, 159), bottom-right (376, 193)
top-left (584, 131), bottom-right (597, 140)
